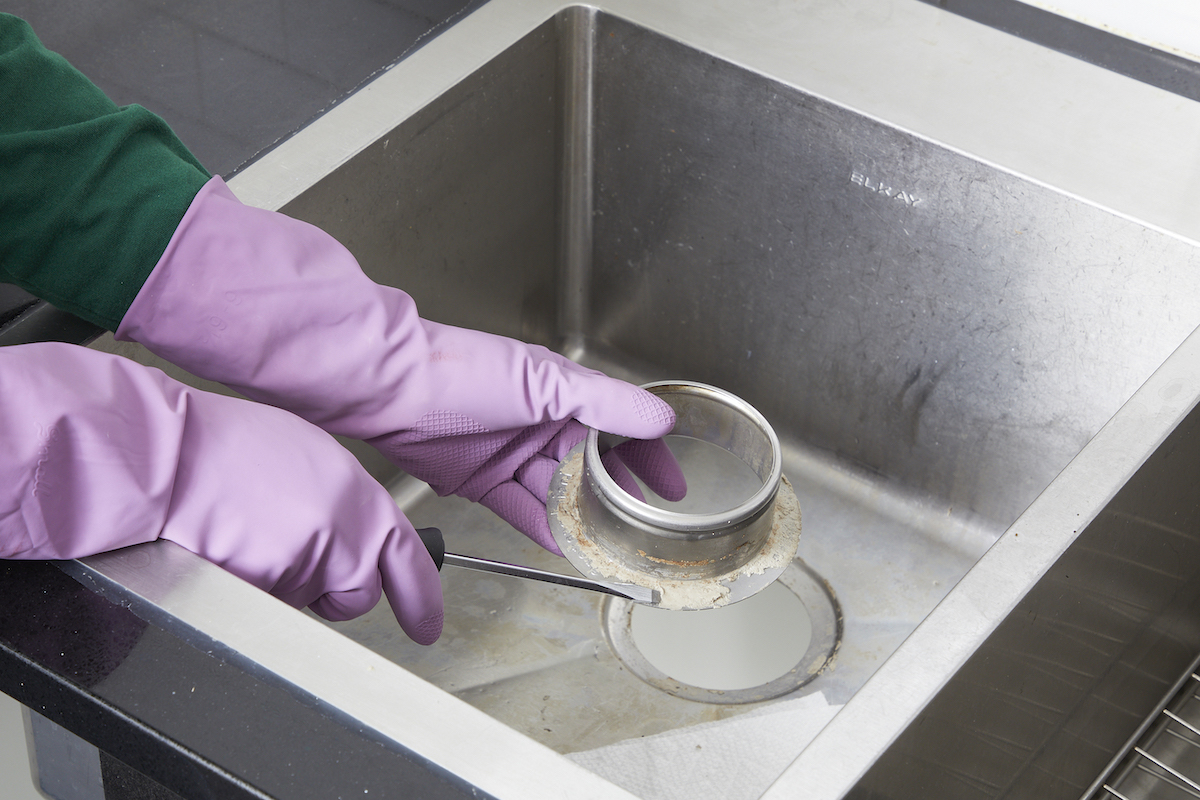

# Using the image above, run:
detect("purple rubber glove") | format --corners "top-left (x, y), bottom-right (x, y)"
top-left (117, 176), bottom-right (685, 552)
top-left (0, 343), bottom-right (444, 644)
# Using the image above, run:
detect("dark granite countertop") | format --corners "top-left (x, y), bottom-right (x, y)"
top-left (10, 1), bottom-right (485, 177)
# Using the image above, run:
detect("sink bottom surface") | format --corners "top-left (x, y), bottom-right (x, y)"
top-left (315, 355), bottom-right (1001, 755)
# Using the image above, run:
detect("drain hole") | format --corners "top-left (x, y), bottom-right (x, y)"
top-left (630, 580), bottom-right (812, 691)
top-left (604, 560), bottom-right (842, 704)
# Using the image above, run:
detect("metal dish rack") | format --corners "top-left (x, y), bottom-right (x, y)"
top-left (1088, 653), bottom-right (1200, 799)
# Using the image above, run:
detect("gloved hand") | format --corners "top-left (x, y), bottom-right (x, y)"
top-left (0, 343), bottom-right (444, 644)
top-left (117, 176), bottom-right (686, 553)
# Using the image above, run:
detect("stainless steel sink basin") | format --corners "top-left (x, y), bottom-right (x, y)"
top-left (80, 2), bottom-right (1200, 798)
top-left (274, 0), bottom-right (1200, 748)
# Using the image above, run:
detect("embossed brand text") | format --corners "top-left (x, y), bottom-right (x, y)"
top-left (850, 171), bottom-right (923, 207)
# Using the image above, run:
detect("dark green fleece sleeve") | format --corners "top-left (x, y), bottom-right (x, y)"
top-left (0, 13), bottom-right (211, 332)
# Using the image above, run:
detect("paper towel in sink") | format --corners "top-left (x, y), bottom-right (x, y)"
top-left (566, 692), bottom-right (842, 800)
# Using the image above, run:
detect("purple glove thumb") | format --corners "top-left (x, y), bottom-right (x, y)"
top-left (0, 343), bottom-right (443, 644)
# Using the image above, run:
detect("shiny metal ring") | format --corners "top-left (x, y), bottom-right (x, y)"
top-left (579, 381), bottom-right (783, 578)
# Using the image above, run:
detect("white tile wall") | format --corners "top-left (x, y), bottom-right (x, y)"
top-left (1016, 0), bottom-right (1200, 62)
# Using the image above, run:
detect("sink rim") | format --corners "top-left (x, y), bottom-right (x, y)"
top-left (68, 1), bottom-right (1200, 798)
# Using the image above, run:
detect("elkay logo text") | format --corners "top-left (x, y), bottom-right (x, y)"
top-left (850, 171), bottom-right (924, 207)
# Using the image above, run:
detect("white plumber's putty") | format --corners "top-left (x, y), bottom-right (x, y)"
top-left (550, 451), bottom-right (802, 610)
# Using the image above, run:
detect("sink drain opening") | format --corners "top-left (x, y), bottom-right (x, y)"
top-left (604, 560), bottom-right (842, 704)
top-left (630, 580), bottom-right (812, 691)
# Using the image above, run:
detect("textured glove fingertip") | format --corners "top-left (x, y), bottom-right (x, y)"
top-left (572, 383), bottom-right (675, 440)
top-left (631, 388), bottom-right (676, 435)
top-left (378, 525), bottom-right (446, 644)
top-left (408, 610), bottom-right (445, 646)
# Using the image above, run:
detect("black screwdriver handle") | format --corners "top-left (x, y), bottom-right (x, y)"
top-left (416, 527), bottom-right (445, 571)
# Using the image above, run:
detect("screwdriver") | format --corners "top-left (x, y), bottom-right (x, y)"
top-left (415, 527), bottom-right (660, 605)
